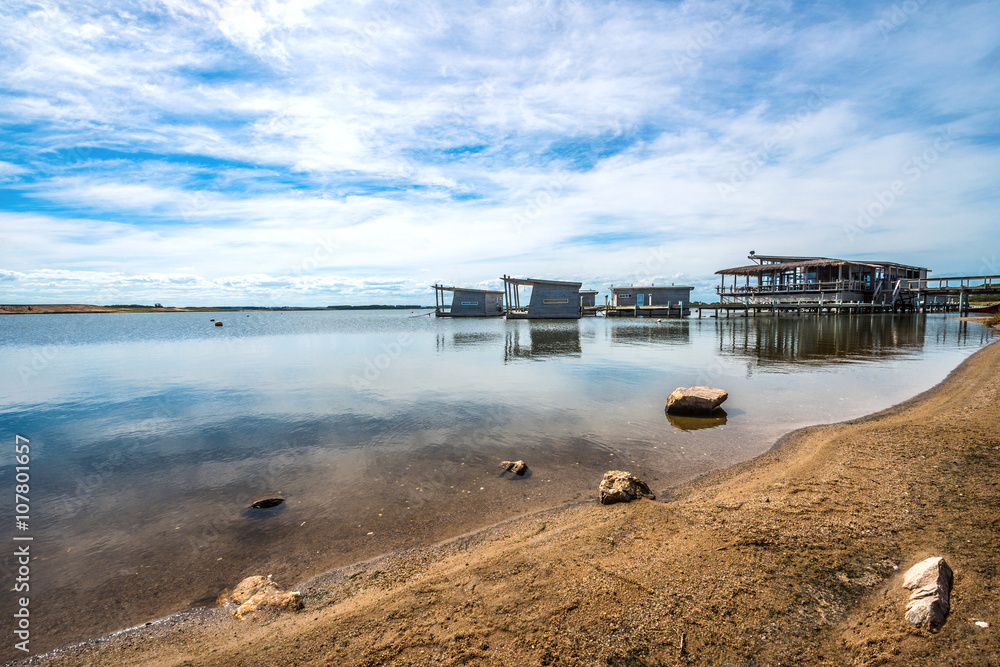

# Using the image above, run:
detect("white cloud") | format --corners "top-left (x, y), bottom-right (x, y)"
top-left (0, 0), bottom-right (997, 304)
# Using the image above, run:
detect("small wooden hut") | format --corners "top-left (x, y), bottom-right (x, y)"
top-left (433, 284), bottom-right (504, 317)
top-left (501, 276), bottom-right (583, 319)
top-left (607, 285), bottom-right (694, 317)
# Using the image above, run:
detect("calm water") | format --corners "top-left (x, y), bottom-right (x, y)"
top-left (0, 310), bottom-right (994, 656)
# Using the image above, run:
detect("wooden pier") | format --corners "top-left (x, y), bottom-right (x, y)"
top-left (694, 302), bottom-right (899, 317)
top-left (604, 304), bottom-right (689, 318)
top-left (895, 275), bottom-right (1000, 315)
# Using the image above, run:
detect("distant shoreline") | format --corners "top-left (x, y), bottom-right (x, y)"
top-left (0, 304), bottom-right (433, 314)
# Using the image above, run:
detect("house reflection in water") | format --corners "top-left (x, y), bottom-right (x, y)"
top-left (610, 321), bottom-right (691, 346)
top-left (713, 314), bottom-right (927, 367)
top-left (504, 321), bottom-right (582, 361)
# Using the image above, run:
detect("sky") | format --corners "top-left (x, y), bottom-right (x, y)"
top-left (0, 0), bottom-right (998, 306)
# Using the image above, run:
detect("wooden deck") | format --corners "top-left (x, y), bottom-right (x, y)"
top-left (604, 305), bottom-right (689, 318)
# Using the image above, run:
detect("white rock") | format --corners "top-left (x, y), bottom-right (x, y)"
top-left (902, 556), bottom-right (953, 630)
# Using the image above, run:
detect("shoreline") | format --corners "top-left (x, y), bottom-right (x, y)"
top-left (0, 305), bottom-right (434, 314)
top-left (15, 336), bottom-right (1000, 665)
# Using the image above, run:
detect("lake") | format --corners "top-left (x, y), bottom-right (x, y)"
top-left (0, 310), bottom-right (994, 657)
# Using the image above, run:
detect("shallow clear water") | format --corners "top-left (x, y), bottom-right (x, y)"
top-left (0, 310), bottom-right (993, 655)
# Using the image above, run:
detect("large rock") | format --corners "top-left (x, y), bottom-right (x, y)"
top-left (218, 575), bottom-right (303, 620)
top-left (665, 386), bottom-right (728, 415)
top-left (902, 556), bottom-right (952, 630)
top-left (599, 470), bottom-right (655, 505)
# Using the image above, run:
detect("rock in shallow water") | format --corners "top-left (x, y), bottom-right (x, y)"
top-left (902, 556), bottom-right (952, 630)
top-left (665, 386), bottom-right (728, 415)
top-left (219, 575), bottom-right (302, 620)
top-left (500, 460), bottom-right (527, 476)
top-left (599, 470), bottom-right (655, 505)
top-left (250, 497), bottom-right (284, 509)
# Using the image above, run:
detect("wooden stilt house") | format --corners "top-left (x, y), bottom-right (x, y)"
top-left (501, 276), bottom-right (583, 319)
top-left (715, 254), bottom-right (930, 306)
top-left (433, 284), bottom-right (505, 317)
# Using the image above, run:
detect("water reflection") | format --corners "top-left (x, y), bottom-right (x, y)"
top-left (714, 315), bottom-right (928, 366)
top-left (451, 331), bottom-right (503, 347)
top-left (610, 321), bottom-right (691, 346)
top-left (0, 310), bottom-right (994, 659)
top-left (665, 411), bottom-right (728, 431)
top-left (504, 321), bottom-right (581, 361)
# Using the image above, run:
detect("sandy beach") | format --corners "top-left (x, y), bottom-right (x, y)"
top-left (15, 334), bottom-right (1000, 666)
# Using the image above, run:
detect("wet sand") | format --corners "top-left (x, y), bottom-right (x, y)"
top-left (13, 336), bottom-right (1000, 666)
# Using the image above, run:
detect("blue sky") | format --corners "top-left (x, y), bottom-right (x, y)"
top-left (1, 0), bottom-right (998, 305)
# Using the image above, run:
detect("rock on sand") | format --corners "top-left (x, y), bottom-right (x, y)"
top-left (902, 556), bottom-right (953, 630)
top-left (218, 575), bottom-right (303, 620)
top-left (599, 470), bottom-right (655, 505)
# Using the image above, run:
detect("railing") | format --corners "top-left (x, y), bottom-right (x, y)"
top-left (717, 280), bottom-right (868, 296)
top-left (897, 275), bottom-right (1000, 291)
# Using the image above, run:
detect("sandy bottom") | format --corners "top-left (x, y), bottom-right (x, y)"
top-left (16, 337), bottom-right (1000, 666)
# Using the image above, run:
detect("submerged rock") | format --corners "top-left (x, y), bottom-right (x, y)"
top-left (219, 575), bottom-right (303, 620)
top-left (500, 460), bottom-right (527, 476)
top-left (902, 556), bottom-right (953, 630)
top-left (250, 497), bottom-right (284, 510)
top-left (665, 386), bottom-right (728, 415)
top-left (215, 321), bottom-right (223, 326)
top-left (599, 470), bottom-right (655, 505)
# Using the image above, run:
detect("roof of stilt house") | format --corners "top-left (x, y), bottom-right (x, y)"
top-left (716, 256), bottom-right (929, 276)
top-left (501, 277), bottom-right (582, 287)
top-left (432, 283), bottom-right (504, 294)
top-left (609, 284), bottom-right (695, 290)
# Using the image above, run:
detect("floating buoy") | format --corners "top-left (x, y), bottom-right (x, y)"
top-left (215, 321), bottom-right (223, 326)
